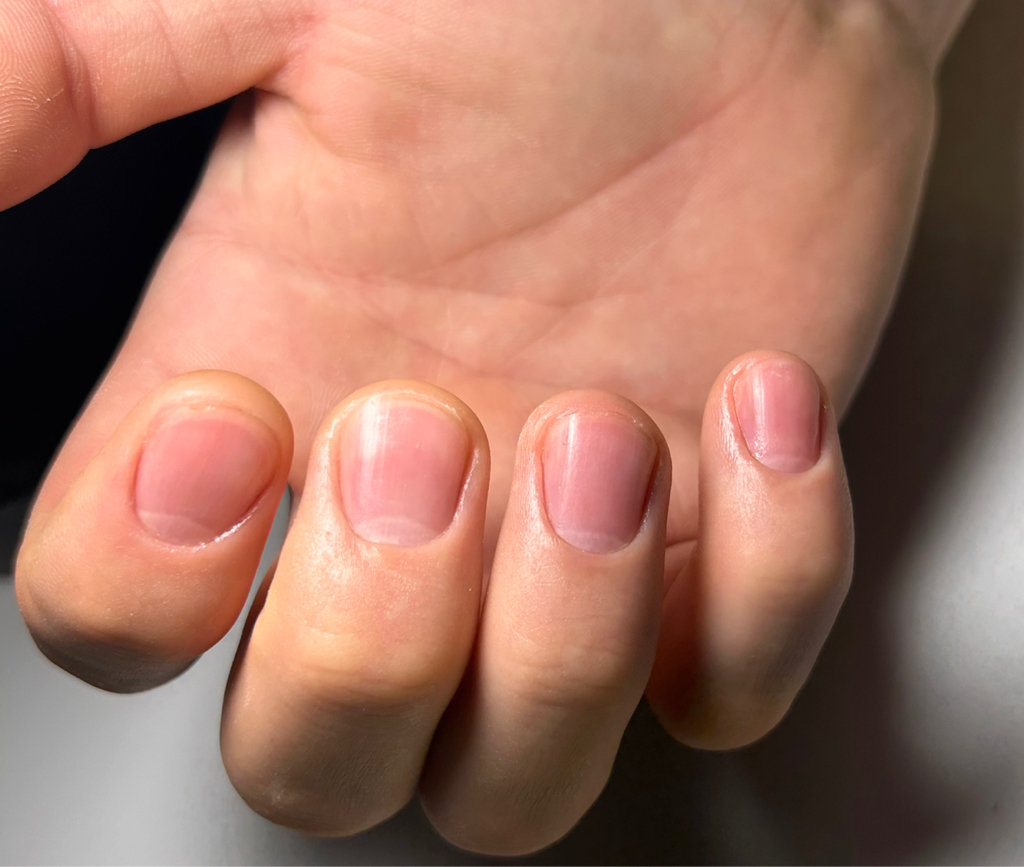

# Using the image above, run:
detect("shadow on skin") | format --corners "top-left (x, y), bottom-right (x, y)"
top-left (0, 101), bottom-right (230, 569)
top-left (0, 2), bottom-right (1020, 863)
top-left (736, 2), bottom-right (1024, 863)
top-left (238, 2), bottom-right (1024, 864)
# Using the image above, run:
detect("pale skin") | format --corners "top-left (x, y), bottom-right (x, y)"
top-left (4, 0), bottom-right (973, 856)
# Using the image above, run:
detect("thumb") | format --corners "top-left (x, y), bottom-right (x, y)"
top-left (0, 0), bottom-right (311, 209)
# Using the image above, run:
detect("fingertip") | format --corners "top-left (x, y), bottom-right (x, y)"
top-left (420, 389), bottom-right (672, 854)
top-left (703, 351), bottom-right (851, 540)
top-left (731, 355), bottom-right (822, 472)
top-left (707, 350), bottom-right (836, 473)
top-left (219, 382), bottom-right (492, 836)
top-left (140, 370), bottom-right (295, 459)
top-left (647, 351), bottom-right (853, 750)
top-left (15, 370), bottom-right (294, 691)
top-left (516, 389), bottom-right (672, 552)
top-left (706, 349), bottom-right (854, 596)
top-left (333, 386), bottom-right (478, 548)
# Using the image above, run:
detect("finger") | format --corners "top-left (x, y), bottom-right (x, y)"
top-left (15, 370), bottom-right (293, 692)
top-left (420, 391), bottom-right (670, 856)
top-left (0, 0), bottom-right (311, 209)
top-left (220, 382), bottom-right (489, 836)
top-left (646, 351), bottom-right (854, 749)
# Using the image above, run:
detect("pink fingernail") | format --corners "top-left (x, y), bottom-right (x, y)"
top-left (732, 359), bottom-right (822, 473)
top-left (339, 397), bottom-right (470, 546)
top-left (542, 413), bottom-right (657, 554)
top-left (135, 412), bottom-right (280, 545)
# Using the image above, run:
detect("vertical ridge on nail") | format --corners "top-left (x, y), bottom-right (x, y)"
top-left (340, 397), bottom-right (470, 547)
top-left (733, 359), bottom-right (821, 473)
top-left (541, 413), bottom-right (656, 555)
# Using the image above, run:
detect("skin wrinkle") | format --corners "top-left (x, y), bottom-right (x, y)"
top-left (305, 2), bottom-right (719, 148)
top-left (416, 132), bottom-right (708, 306)
top-left (35, 0), bottom-right (96, 144)
top-left (29, 0), bottom-right (317, 153)
top-left (203, 0), bottom-right (268, 74)
top-left (11, 5), bottom-right (964, 841)
top-left (149, 1), bottom-right (197, 108)
top-left (205, 3), bottom-right (917, 404)
top-left (280, 5), bottom-right (783, 274)
top-left (132, 227), bottom-right (705, 553)
top-left (206, 140), bottom-right (693, 394)
top-left (320, 9), bottom-right (507, 101)
top-left (176, 224), bottom-right (580, 382)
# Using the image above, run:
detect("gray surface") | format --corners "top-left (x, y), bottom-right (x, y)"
top-left (3, 2), bottom-right (1024, 863)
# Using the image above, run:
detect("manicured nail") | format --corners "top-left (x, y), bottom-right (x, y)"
top-left (340, 396), bottom-right (470, 546)
top-left (135, 411), bottom-right (280, 545)
top-left (732, 358), bottom-right (822, 472)
top-left (542, 413), bottom-right (657, 554)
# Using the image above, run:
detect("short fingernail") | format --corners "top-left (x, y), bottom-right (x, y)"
top-left (135, 411), bottom-right (280, 545)
top-left (732, 358), bottom-right (822, 473)
top-left (340, 396), bottom-right (470, 546)
top-left (542, 413), bottom-right (657, 554)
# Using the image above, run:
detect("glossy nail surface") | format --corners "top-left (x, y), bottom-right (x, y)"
top-left (542, 413), bottom-right (656, 554)
top-left (135, 412), bottom-right (279, 545)
top-left (733, 359), bottom-right (821, 473)
top-left (340, 397), bottom-right (469, 546)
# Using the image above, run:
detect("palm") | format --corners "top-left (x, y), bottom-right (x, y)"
top-left (59, 0), bottom-right (931, 554)
top-left (10, 0), bottom-right (945, 847)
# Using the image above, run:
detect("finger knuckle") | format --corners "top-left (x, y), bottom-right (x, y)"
top-left (506, 629), bottom-right (640, 713)
top-left (282, 624), bottom-right (457, 713)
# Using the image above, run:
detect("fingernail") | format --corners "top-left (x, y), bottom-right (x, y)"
top-left (542, 413), bottom-right (657, 554)
top-left (340, 396), bottom-right (470, 546)
top-left (732, 358), bottom-right (822, 473)
top-left (135, 411), bottom-right (280, 545)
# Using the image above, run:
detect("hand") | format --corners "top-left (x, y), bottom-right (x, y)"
top-left (6, 0), bottom-right (965, 855)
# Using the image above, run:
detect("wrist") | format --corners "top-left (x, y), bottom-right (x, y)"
top-left (883, 0), bottom-right (977, 70)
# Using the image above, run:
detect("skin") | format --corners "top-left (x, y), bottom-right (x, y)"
top-left (4, 0), bottom-right (973, 855)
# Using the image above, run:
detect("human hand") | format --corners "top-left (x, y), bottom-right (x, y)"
top-left (6, 0), bottom-right (967, 854)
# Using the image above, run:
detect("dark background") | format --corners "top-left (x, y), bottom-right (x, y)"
top-left (0, 101), bottom-right (231, 507)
